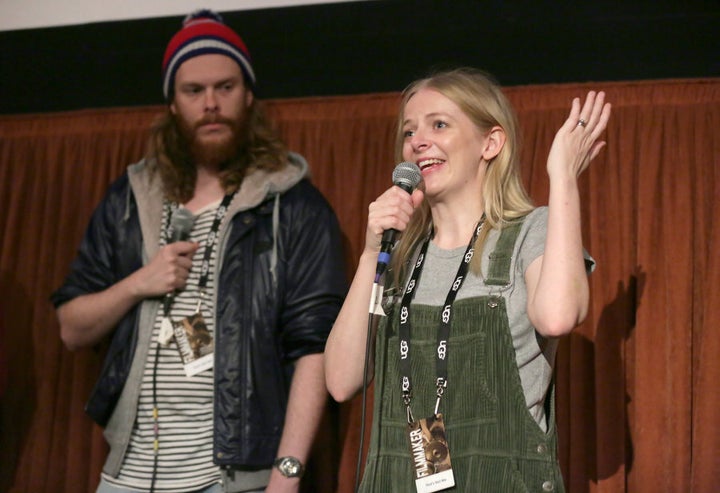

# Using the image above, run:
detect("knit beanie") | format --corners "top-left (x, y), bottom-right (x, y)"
top-left (162, 9), bottom-right (256, 100)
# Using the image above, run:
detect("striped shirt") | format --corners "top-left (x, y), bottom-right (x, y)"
top-left (103, 200), bottom-right (222, 492)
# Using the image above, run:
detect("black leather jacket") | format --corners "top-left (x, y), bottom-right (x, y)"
top-left (52, 155), bottom-right (346, 470)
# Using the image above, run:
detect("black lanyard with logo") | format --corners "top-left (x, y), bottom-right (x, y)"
top-left (162, 192), bottom-right (235, 316)
top-left (398, 216), bottom-right (485, 422)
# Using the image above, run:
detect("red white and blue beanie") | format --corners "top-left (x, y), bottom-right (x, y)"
top-left (162, 9), bottom-right (256, 99)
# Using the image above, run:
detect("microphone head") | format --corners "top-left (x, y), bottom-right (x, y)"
top-left (169, 207), bottom-right (195, 242)
top-left (392, 161), bottom-right (422, 192)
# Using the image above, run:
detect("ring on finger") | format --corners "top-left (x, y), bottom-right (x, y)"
top-left (577, 118), bottom-right (587, 128)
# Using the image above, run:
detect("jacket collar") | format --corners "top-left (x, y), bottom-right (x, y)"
top-left (125, 152), bottom-right (310, 262)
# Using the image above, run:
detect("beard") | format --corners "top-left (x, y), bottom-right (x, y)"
top-left (176, 113), bottom-right (244, 168)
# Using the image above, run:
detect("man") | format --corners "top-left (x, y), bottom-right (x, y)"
top-left (52, 10), bottom-right (346, 493)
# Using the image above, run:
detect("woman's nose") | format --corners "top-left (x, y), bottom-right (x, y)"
top-left (410, 132), bottom-right (430, 152)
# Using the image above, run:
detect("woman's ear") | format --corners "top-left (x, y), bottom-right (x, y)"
top-left (482, 126), bottom-right (506, 161)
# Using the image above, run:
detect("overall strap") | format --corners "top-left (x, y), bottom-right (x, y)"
top-left (484, 219), bottom-right (525, 286)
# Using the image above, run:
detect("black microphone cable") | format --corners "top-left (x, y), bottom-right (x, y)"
top-left (354, 313), bottom-right (375, 493)
top-left (355, 283), bottom-right (383, 493)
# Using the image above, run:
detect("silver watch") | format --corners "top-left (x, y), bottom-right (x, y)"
top-left (273, 456), bottom-right (305, 478)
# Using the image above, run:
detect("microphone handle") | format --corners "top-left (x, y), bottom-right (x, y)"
top-left (396, 182), bottom-right (413, 194)
top-left (163, 230), bottom-right (190, 316)
top-left (379, 180), bottom-right (414, 253)
top-left (169, 232), bottom-right (190, 243)
top-left (376, 229), bottom-right (396, 280)
top-left (375, 181), bottom-right (416, 278)
top-left (380, 228), bottom-right (397, 255)
top-left (163, 292), bottom-right (173, 316)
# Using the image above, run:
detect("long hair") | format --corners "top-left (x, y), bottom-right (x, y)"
top-left (146, 98), bottom-right (288, 204)
top-left (389, 68), bottom-right (535, 285)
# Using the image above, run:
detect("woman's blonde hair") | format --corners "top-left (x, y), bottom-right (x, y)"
top-left (389, 68), bottom-right (534, 285)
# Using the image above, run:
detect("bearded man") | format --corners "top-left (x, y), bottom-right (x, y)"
top-left (52, 10), bottom-right (346, 493)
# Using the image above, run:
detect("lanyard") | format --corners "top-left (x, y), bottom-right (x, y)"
top-left (163, 192), bottom-right (235, 315)
top-left (398, 216), bottom-right (485, 423)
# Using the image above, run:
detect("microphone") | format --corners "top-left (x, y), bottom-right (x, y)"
top-left (163, 207), bottom-right (195, 315)
top-left (168, 207), bottom-right (195, 243)
top-left (375, 161), bottom-right (422, 279)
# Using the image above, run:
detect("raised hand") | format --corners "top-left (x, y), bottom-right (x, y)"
top-left (547, 90), bottom-right (612, 181)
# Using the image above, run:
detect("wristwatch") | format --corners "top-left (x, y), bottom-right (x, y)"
top-left (273, 456), bottom-right (305, 478)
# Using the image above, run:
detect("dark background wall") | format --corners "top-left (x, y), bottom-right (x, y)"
top-left (1, 0), bottom-right (718, 115)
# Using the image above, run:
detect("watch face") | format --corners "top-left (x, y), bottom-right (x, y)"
top-left (276, 456), bottom-right (304, 478)
top-left (282, 459), bottom-right (300, 475)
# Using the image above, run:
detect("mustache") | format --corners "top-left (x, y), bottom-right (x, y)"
top-left (194, 115), bottom-right (236, 129)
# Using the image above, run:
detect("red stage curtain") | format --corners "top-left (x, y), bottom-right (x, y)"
top-left (1, 78), bottom-right (718, 492)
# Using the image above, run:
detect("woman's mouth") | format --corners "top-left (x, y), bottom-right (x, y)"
top-left (418, 158), bottom-right (444, 173)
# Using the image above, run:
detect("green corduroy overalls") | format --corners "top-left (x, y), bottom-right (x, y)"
top-left (360, 221), bottom-right (565, 493)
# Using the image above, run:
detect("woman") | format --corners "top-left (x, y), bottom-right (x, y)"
top-left (325, 68), bottom-right (611, 492)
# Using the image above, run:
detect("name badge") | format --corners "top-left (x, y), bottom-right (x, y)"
top-left (172, 312), bottom-right (214, 377)
top-left (406, 413), bottom-right (455, 493)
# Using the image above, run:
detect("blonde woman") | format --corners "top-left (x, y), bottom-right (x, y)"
top-left (325, 68), bottom-right (611, 492)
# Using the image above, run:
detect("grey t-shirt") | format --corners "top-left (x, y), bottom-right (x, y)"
top-left (407, 207), bottom-right (593, 431)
